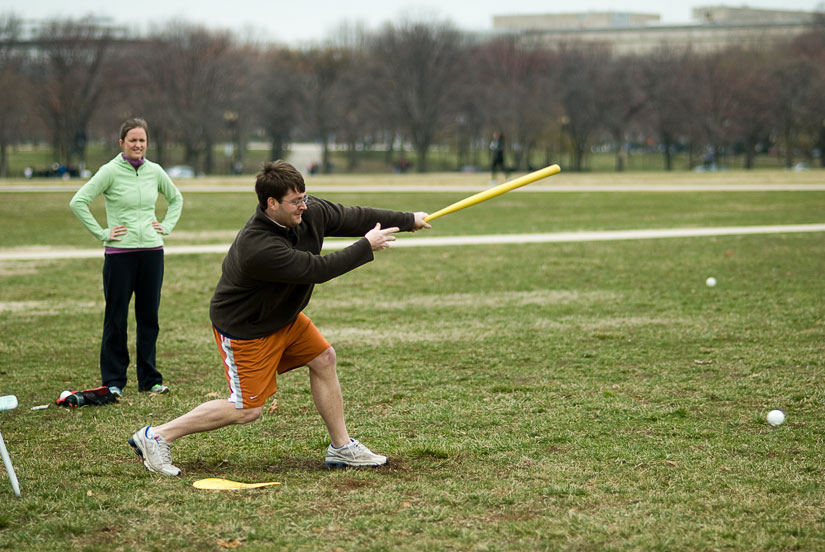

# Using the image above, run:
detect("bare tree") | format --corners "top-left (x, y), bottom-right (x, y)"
top-left (636, 50), bottom-right (695, 170)
top-left (788, 26), bottom-right (825, 167)
top-left (30, 19), bottom-right (118, 171)
top-left (0, 14), bottom-right (29, 177)
top-left (555, 44), bottom-right (612, 171)
top-left (690, 51), bottom-right (764, 168)
top-left (334, 43), bottom-right (376, 172)
top-left (473, 37), bottom-right (560, 171)
top-left (768, 56), bottom-right (814, 169)
top-left (324, 21), bottom-right (389, 172)
top-left (360, 40), bottom-right (405, 170)
top-left (448, 63), bottom-right (486, 172)
top-left (254, 46), bottom-right (301, 164)
top-left (139, 23), bottom-right (243, 174)
top-left (220, 42), bottom-right (258, 175)
top-left (724, 50), bottom-right (778, 169)
top-left (598, 56), bottom-right (647, 171)
top-left (371, 20), bottom-right (465, 172)
top-left (296, 47), bottom-right (350, 173)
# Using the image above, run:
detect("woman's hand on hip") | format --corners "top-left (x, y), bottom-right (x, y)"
top-left (109, 225), bottom-right (127, 241)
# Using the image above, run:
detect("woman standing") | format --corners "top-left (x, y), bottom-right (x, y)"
top-left (70, 118), bottom-right (183, 397)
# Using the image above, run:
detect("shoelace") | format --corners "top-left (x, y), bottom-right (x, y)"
top-left (345, 440), bottom-right (364, 458)
top-left (333, 440), bottom-right (356, 458)
top-left (155, 437), bottom-right (174, 464)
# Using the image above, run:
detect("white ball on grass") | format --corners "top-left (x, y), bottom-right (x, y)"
top-left (766, 409), bottom-right (785, 426)
top-left (705, 277), bottom-right (717, 287)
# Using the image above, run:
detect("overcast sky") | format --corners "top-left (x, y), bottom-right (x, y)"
top-left (7, 0), bottom-right (823, 45)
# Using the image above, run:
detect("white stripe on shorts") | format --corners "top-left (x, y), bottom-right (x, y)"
top-left (218, 334), bottom-right (244, 409)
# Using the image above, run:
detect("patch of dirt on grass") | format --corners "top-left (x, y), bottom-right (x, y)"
top-left (331, 477), bottom-right (375, 491)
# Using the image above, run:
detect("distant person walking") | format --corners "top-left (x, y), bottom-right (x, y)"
top-left (128, 160), bottom-right (430, 475)
top-left (489, 131), bottom-right (508, 185)
top-left (69, 118), bottom-right (183, 398)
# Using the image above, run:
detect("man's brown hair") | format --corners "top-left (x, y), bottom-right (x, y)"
top-left (255, 160), bottom-right (306, 209)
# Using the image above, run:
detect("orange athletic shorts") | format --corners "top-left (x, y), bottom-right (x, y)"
top-left (212, 313), bottom-right (330, 409)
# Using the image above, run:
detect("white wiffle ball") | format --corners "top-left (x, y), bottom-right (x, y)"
top-left (766, 409), bottom-right (785, 427)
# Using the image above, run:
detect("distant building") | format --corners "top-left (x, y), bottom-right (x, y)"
top-left (492, 12), bottom-right (661, 31)
top-left (18, 16), bottom-right (130, 41)
top-left (491, 6), bottom-right (823, 54)
top-left (692, 6), bottom-right (819, 25)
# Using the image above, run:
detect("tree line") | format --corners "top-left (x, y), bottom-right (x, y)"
top-left (1, 14), bottom-right (824, 177)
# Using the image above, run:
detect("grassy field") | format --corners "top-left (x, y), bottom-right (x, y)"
top-left (0, 171), bottom-right (824, 551)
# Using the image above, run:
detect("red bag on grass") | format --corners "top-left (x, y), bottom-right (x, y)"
top-left (56, 386), bottom-right (118, 407)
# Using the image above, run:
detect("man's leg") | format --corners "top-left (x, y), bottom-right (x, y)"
top-left (154, 400), bottom-right (262, 442)
top-left (306, 347), bottom-right (350, 448)
top-left (131, 324), bottom-right (278, 476)
top-left (306, 347), bottom-right (388, 467)
top-left (129, 400), bottom-right (262, 476)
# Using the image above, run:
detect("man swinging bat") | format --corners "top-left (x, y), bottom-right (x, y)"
top-left (129, 160), bottom-right (430, 474)
top-left (128, 160), bottom-right (560, 475)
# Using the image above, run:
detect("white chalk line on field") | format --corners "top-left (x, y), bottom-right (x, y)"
top-left (3, 184), bottom-right (825, 193)
top-left (1, 224), bottom-right (823, 261)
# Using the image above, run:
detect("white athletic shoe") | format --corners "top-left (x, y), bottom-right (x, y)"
top-left (128, 426), bottom-right (181, 476)
top-left (325, 439), bottom-right (388, 468)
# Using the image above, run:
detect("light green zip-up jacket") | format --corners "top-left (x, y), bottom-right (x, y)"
top-left (70, 154), bottom-right (183, 249)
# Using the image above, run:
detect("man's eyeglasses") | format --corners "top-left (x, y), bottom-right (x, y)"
top-left (281, 196), bottom-right (308, 207)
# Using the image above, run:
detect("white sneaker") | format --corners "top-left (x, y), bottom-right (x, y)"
top-left (128, 426), bottom-right (181, 476)
top-left (325, 439), bottom-right (388, 468)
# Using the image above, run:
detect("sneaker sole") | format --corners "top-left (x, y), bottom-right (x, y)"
top-left (325, 459), bottom-right (388, 468)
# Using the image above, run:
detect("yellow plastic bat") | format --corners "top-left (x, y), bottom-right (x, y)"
top-left (192, 478), bottom-right (281, 490)
top-left (424, 164), bottom-right (561, 222)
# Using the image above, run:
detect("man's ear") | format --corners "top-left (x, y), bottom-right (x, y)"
top-left (267, 196), bottom-right (279, 210)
